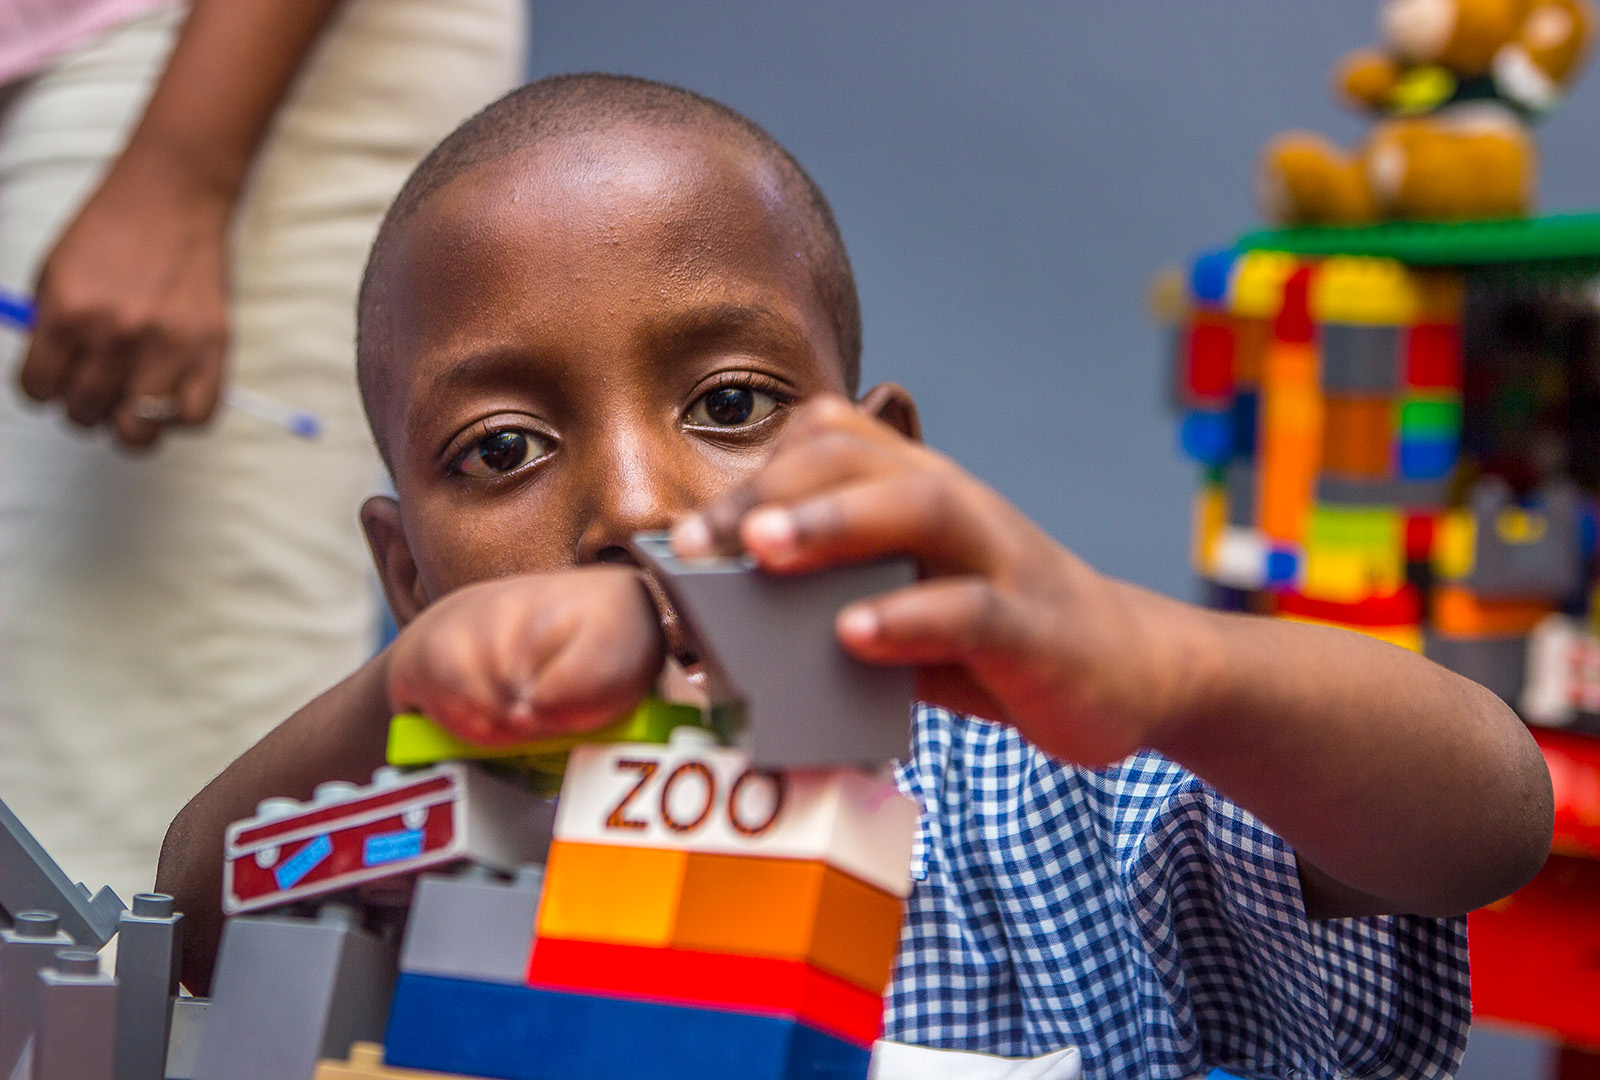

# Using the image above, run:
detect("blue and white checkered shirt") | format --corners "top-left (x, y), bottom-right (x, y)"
top-left (886, 705), bottom-right (1470, 1080)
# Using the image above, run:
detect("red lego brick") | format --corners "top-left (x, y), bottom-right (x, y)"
top-left (525, 937), bottom-right (883, 1049)
top-left (1274, 585), bottom-right (1421, 627)
top-left (1536, 729), bottom-right (1600, 860)
top-left (1273, 265), bottom-right (1315, 345)
top-left (1403, 324), bottom-right (1461, 389)
top-left (1402, 512), bottom-right (1436, 562)
top-left (1185, 315), bottom-right (1235, 401)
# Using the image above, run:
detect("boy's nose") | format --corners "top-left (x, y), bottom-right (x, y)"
top-left (573, 437), bottom-right (696, 566)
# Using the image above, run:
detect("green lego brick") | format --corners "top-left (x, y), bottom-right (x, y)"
top-left (1238, 211), bottom-right (1600, 268)
top-left (387, 697), bottom-right (704, 767)
top-left (1308, 504), bottom-right (1401, 551)
top-left (1398, 397), bottom-right (1461, 438)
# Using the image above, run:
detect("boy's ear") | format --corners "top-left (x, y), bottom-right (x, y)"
top-left (361, 495), bottom-right (429, 628)
top-left (856, 382), bottom-right (922, 442)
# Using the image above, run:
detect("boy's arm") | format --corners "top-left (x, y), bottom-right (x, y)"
top-left (678, 396), bottom-right (1553, 920)
top-left (156, 652), bottom-right (393, 994)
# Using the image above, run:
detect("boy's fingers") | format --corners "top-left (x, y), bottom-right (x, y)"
top-left (63, 337), bottom-right (131, 428)
top-left (739, 474), bottom-right (992, 576)
top-left (836, 576), bottom-right (1032, 666)
top-left (113, 339), bottom-right (189, 447)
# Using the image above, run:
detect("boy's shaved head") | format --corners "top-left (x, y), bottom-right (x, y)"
top-left (357, 72), bottom-right (862, 453)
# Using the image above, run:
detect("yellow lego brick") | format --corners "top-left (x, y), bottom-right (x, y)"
top-left (1300, 545), bottom-right (1404, 602)
top-left (536, 840), bottom-right (689, 948)
top-left (1229, 250), bottom-right (1300, 319)
top-left (316, 1043), bottom-right (465, 1079)
top-left (1432, 510), bottom-right (1475, 581)
top-left (1192, 484), bottom-right (1226, 575)
top-left (1308, 256), bottom-right (1418, 325)
top-left (386, 697), bottom-right (703, 768)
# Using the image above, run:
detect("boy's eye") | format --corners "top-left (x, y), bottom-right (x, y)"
top-left (452, 428), bottom-right (553, 478)
top-left (687, 386), bottom-right (780, 428)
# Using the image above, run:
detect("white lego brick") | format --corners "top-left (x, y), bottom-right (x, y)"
top-left (1523, 614), bottom-right (1582, 728)
top-left (553, 731), bottom-right (919, 897)
top-left (1209, 526), bottom-right (1267, 589)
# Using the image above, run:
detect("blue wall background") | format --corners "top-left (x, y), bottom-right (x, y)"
top-left (526, 1), bottom-right (1600, 604)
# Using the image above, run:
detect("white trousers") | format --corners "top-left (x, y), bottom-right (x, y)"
top-left (0, 0), bottom-right (524, 905)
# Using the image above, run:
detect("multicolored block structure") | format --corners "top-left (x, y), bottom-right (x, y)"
top-left (1162, 211), bottom-right (1600, 1048)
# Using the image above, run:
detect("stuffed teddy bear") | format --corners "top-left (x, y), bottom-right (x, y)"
top-left (1261, 0), bottom-right (1595, 225)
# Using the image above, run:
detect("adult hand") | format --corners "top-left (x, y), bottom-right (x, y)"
top-left (18, 147), bottom-right (232, 448)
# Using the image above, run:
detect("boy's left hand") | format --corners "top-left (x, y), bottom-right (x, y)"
top-left (673, 394), bottom-right (1201, 766)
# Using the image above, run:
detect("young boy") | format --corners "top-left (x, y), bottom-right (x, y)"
top-left (157, 74), bottom-right (1552, 1080)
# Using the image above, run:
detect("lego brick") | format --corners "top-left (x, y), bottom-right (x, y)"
top-left (1432, 587), bottom-right (1553, 638)
top-left (1262, 340), bottom-right (1318, 392)
top-left (1397, 397), bottom-right (1461, 439)
top-left (1275, 585), bottom-right (1421, 628)
top-left (536, 843), bottom-right (687, 948)
top-left (1425, 633), bottom-right (1528, 704)
top-left (1522, 614), bottom-right (1591, 728)
top-left (0, 797), bottom-right (124, 951)
top-left (1263, 547), bottom-right (1298, 587)
top-left (192, 904), bottom-right (397, 1080)
top-left (1229, 391), bottom-right (1259, 460)
top-left (1257, 429), bottom-right (1320, 542)
top-left (1300, 546), bottom-right (1403, 603)
top-left (398, 869), bottom-right (542, 984)
top-left (385, 698), bottom-right (699, 769)
top-left (113, 893), bottom-right (181, 1080)
top-left (1178, 410), bottom-right (1231, 466)
top-left (1233, 320), bottom-right (1269, 384)
top-left (1188, 248), bottom-right (1236, 304)
top-left (1272, 265), bottom-right (1314, 344)
top-left (223, 763), bottom-right (554, 914)
top-left (31, 951), bottom-right (115, 1080)
top-left (1396, 437), bottom-right (1456, 481)
top-left (524, 938), bottom-right (882, 1048)
top-left (671, 852), bottom-right (903, 993)
top-left (1315, 476), bottom-right (1447, 509)
top-left (163, 999), bottom-right (206, 1080)
top-left (631, 534), bottom-right (914, 770)
top-left (1404, 323), bottom-right (1461, 389)
top-left (550, 736), bottom-right (918, 897)
top-left (0, 914), bottom-right (74, 1077)
top-left (1228, 251), bottom-right (1297, 320)
top-left (316, 1043), bottom-right (475, 1079)
top-left (1441, 479), bottom-right (1586, 599)
top-left (1319, 324), bottom-right (1401, 392)
top-left (1208, 526), bottom-right (1267, 590)
top-left (1191, 484), bottom-right (1225, 574)
top-left (1404, 512), bottom-right (1437, 562)
top-left (1224, 463), bottom-right (1254, 527)
top-left (1309, 504), bottom-right (1401, 550)
top-left (1320, 395), bottom-right (1394, 478)
top-left (1307, 256), bottom-right (1417, 325)
top-left (1183, 314), bottom-right (1234, 402)
top-left (383, 974), bottom-right (870, 1080)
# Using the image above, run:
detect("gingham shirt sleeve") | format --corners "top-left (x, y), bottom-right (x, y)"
top-left (1114, 754), bottom-right (1471, 1080)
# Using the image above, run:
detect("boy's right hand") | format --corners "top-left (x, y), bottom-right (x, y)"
top-left (385, 566), bottom-right (665, 747)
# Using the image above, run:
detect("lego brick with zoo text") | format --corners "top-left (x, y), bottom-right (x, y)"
top-left (223, 762), bottom-right (554, 914)
top-left (536, 842), bottom-right (904, 993)
top-left (550, 735), bottom-right (918, 897)
top-left (524, 937), bottom-right (883, 1047)
top-left (383, 973), bottom-right (872, 1080)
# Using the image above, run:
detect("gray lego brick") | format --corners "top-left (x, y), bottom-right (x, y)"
top-left (398, 869), bottom-right (541, 985)
top-left (632, 532), bottom-right (915, 769)
top-left (33, 951), bottom-right (116, 1080)
top-left (0, 798), bottom-right (123, 950)
top-left (114, 895), bottom-right (182, 1080)
top-left (1457, 478), bottom-right (1585, 599)
top-left (1225, 462), bottom-right (1256, 527)
top-left (162, 1000), bottom-right (206, 1080)
top-left (1320, 323), bottom-right (1402, 392)
top-left (1425, 634), bottom-right (1528, 705)
top-left (1315, 475), bottom-right (1449, 508)
top-left (0, 914), bottom-right (75, 1076)
top-left (193, 904), bottom-right (395, 1080)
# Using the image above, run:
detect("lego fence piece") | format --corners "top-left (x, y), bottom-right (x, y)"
top-left (0, 796), bottom-right (124, 950)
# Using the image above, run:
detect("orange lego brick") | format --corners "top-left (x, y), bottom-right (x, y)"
top-left (1257, 428), bottom-right (1321, 541)
top-left (1262, 341), bottom-right (1318, 391)
top-left (1320, 396), bottom-right (1393, 478)
top-left (1233, 318), bottom-right (1270, 385)
top-left (536, 840), bottom-right (687, 947)
top-left (670, 852), bottom-right (904, 994)
top-left (1431, 586), bottom-right (1553, 638)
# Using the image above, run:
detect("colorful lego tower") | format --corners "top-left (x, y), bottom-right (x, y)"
top-left (1164, 212), bottom-right (1600, 1053)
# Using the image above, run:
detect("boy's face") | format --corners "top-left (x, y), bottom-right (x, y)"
top-left (362, 124), bottom-right (908, 623)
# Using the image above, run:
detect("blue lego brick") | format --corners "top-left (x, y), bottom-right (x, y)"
top-left (1398, 436), bottom-right (1457, 480)
top-left (1264, 548), bottom-right (1299, 586)
top-left (1190, 248), bottom-right (1236, 304)
top-left (1229, 391), bottom-right (1258, 459)
top-left (383, 973), bottom-right (871, 1080)
top-left (1179, 410), bottom-right (1233, 466)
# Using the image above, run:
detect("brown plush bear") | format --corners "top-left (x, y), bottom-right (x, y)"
top-left (1261, 0), bottom-right (1595, 225)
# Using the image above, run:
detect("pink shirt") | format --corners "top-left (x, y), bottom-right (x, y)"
top-left (0, 0), bottom-right (174, 85)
